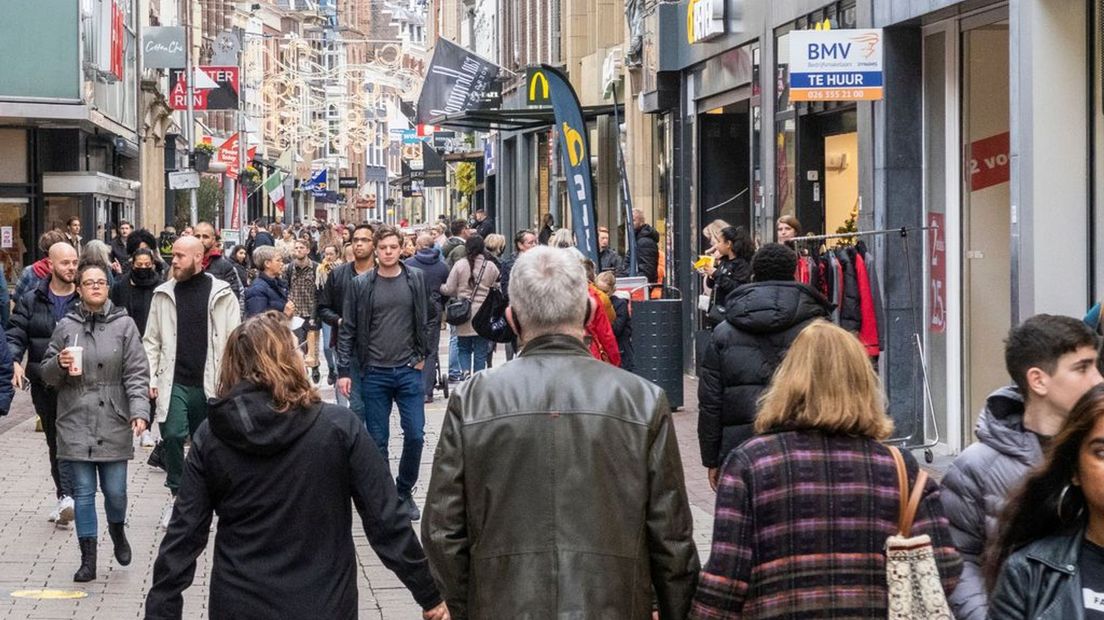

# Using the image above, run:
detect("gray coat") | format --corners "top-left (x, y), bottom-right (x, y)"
top-left (940, 386), bottom-right (1042, 620)
top-left (41, 300), bottom-right (151, 462)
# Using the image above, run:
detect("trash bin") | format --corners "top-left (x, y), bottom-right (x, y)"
top-left (629, 287), bottom-right (684, 409)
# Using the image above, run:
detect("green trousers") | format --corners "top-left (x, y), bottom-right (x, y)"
top-left (160, 384), bottom-right (208, 494)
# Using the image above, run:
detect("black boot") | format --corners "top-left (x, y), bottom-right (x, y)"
top-left (73, 537), bottom-right (97, 582)
top-left (107, 522), bottom-right (131, 566)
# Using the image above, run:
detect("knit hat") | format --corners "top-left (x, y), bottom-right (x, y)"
top-left (752, 243), bottom-right (798, 282)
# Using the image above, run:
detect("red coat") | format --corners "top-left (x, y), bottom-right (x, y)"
top-left (586, 288), bottom-right (621, 367)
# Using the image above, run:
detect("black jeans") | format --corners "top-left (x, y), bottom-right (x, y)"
top-left (422, 321), bottom-right (442, 399)
top-left (31, 382), bottom-right (72, 498)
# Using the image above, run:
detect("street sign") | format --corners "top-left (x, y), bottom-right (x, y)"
top-left (338, 176), bottom-right (359, 189)
top-left (169, 66), bottom-right (240, 110)
top-left (168, 170), bottom-right (201, 190)
top-left (788, 29), bottom-right (884, 102)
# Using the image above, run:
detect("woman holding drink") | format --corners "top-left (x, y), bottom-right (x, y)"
top-left (42, 262), bottom-right (150, 582)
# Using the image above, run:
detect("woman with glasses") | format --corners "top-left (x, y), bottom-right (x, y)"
top-left (42, 262), bottom-right (150, 582)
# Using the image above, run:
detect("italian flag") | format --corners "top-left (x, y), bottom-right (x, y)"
top-left (264, 150), bottom-right (294, 213)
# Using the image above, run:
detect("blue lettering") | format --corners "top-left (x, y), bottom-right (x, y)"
top-left (808, 43), bottom-right (820, 60)
top-left (810, 42), bottom-right (854, 60)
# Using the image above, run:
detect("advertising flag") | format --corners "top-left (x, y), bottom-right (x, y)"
top-left (415, 39), bottom-right (502, 124)
top-left (534, 65), bottom-right (599, 263)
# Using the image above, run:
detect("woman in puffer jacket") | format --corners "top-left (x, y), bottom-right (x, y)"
top-left (42, 262), bottom-right (150, 583)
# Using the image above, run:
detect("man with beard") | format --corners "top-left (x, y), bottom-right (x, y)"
top-left (193, 222), bottom-right (244, 314)
top-left (144, 236), bottom-right (241, 529)
top-left (8, 242), bottom-right (81, 525)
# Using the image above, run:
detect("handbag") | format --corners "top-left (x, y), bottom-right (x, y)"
top-left (445, 258), bottom-right (488, 326)
top-left (472, 285), bottom-right (515, 343)
top-left (885, 446), bottom-right (953, 620)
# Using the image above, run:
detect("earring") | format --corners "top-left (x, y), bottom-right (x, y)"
top-left (1057, 483), bottom-right (1085, 522)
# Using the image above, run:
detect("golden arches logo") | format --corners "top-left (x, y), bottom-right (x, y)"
top-left (529, 71), bottom-right (550, 102)
top-left (562, 123), bottom-right (585, 167)
top-left (686, 0), bottom-right (700, 44)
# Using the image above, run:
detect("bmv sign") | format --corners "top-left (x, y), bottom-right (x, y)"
top-left (789, 28), bottom-right (884, 101)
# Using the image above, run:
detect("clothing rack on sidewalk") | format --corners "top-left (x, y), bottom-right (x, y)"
top-left (789, 226), bottom-right (940, 462)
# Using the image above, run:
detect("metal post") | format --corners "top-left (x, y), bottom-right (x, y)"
top-left (184, 0), bottom-right (198, 225)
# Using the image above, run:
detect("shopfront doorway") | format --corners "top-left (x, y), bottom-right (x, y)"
top-left (698, 103), bottom-right (751, 234)
top-left (797, 109), bottom-right (858, 240)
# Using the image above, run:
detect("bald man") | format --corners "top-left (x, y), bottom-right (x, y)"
top-left (144, 236), bottom-right (241, 529)
top-left (8, 241), bottom-right (82, 525)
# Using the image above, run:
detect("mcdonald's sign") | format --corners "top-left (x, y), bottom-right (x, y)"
top-left (526, 68), bottom-right (551, 106)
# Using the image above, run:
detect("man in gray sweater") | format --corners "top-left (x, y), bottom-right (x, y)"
top-left (941, 314), bottom-right (1102, 619)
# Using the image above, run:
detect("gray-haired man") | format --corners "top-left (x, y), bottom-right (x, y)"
top-left (422, 246), bottom-right (699, 618)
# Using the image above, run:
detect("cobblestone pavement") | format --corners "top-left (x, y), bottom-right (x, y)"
top-left (0, 338), bottom-right (716, 619)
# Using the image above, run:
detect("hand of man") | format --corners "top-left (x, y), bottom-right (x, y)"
top-left (422, 602), bottom-right (450, 620)
top-left (413, 360), bottom-right (425, 371)
top-left (337, 377), bottom-right (351, 398)
top-left (284, 300), bottom-right (296, 317)
top-left (131, 418), bottom-right (148, 437)
top-left (58, 349), bottom-right (74, 369)
top-left (11, 363), bottom-right (24, 390)
top-left (149, 387), bottom-right (158, 400)
top-left (708, 467), bottom-right (720, 492)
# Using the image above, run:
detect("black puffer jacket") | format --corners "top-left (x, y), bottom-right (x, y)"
top-left (7, 277), bottom-right (81, 384)
top-left (635, 224), bottom-right (660, 282)
top-left (697, 281), bottom-right (832, 468)
top-left (146, 383), bottom-right (441, 618)
top-left (706, 256), bottom-right (752, 316)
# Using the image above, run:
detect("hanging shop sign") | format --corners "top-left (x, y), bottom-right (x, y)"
top-left (788, 29), bottom-right (884, 102)
top-left (338, 176), bottom-right (359, 189)
top-left (686, 0), bottom-right (725, 44)
top-left (142, 27), bottom-right (186, 69)
top-left (169, 66), bottom-right (240, 110)
top-left (416, 38), bottom-right (502, 124)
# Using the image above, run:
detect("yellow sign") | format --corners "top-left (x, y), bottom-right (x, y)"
top-left (562, 123), bottom-right (585, 167)
top-left (687, 0), bottom-right (725, 44)
top-left (10, 589), bottom-right (88, 600)
top-left (527, 70), bottom-right (550, 105)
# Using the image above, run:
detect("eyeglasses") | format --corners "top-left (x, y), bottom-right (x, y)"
top-left (81, 280), bottom-right (108, 288)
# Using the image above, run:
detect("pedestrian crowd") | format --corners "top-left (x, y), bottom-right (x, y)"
top-left (0, 211), bottom-right (1102, 620)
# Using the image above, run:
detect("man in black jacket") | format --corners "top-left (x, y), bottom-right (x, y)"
top-left (697, 243), bottom-right (831, 489)
top-left (632, 208), bottom-right (660, 282)
top-left (422, 246), bottom-right (699, 618)
top-left (110, 220), bottom-right (132, 265)
top-left (404, 233), bottom-right (450, 403)
top-left (8, 242), bottom-right (81, 525)
top-left (318, 223), bottom-right (374, 409)
top-left (471, 208), bottom-right (494, 238)
top-left (597, 226), bottom-right (625, 275)
top-left (337, 225), bottom-right (430, 521)
top-left (194, 222), bottom-right (244, 315)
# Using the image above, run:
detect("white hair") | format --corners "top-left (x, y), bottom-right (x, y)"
top-left (82, 239), bottom-right (112, 266)
top-left (510, 247), bottom-right (588, 335)
top-left (549, 228), bottom-right (574, 249)
top-left (252, 245), bottom-right (279, 269)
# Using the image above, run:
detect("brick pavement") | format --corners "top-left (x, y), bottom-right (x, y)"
top-left (0, 342), bottom-right (717, 619)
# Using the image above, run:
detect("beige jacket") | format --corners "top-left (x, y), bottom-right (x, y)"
top-left (143, 273), bottom-right (241, 422)
top-left (441, 255), bottom-right (500, 337)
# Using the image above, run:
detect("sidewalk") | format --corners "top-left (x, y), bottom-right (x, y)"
top-left (0, 345), bottom-right (717, 618)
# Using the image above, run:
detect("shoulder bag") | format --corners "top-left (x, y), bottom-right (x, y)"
top-left (445, 258), bottom-right (488, 326)
top-left (886, 446), bottom-right (953, 620)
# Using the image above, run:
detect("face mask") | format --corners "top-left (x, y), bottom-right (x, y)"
top-left (132, 267), bottom-right (158, 285)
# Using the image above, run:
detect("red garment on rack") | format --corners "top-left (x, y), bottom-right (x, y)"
top-left (795, 257), bottom-right (810, 284)
top-left (853, 251), bottom-right (880, 356)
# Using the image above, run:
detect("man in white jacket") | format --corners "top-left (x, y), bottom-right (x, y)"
top-left (144, 236), bottom-right (241, 528)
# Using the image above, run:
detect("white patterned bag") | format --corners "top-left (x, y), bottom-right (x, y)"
top-left (885, 447), bottom-right (953, 620)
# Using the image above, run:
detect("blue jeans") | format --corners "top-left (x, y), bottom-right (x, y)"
top-left (321, 322), bottom-right (337, 372)
top-left (357, 365), bottom-right (425, 498)
top-left (448, 326), bottom-right (461, 379)
top-left (67, 460), bottom-right (127, 538)
top-left (457, 335), bottom-right (490, 375)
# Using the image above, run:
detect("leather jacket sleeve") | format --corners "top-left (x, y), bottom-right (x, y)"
top-left (697, 336), bottom-right (725, 468)
top-left (317, 267), bottom-right (341, 328)
top-left (336, 277), bottom-right (359, 378)
top-left (421, 399), bottom-right (471, 618)
top-left (146, 429), bottom-right (216, 619)
top-left (647, 395), bottom-right (700, 618)
top-left (987, 554), bottom-right (1030, 619)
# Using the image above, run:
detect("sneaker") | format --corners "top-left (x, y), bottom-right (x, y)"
top-left (398, 495), bottom-right (421, 521)
top-left (55, 496), bottom-right (74, 527)
top-left (327, 370), bottom-right (336, 386)
top-left (311, 367), bottom-right (321, 384)
top-left (160, 500), bottom-right (174, 530)
top-left (140, 430), bottom-right (155, 448)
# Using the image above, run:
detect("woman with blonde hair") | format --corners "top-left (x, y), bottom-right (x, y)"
top-left (146, 312), bottom-right (448, 619)
top-left (690, 321), bottom-right (962, 618)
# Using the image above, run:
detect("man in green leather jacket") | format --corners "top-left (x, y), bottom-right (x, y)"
top-left (422, 246), bottom-right (700, 619)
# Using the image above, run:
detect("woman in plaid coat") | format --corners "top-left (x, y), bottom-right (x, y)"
top-left (690, 321), bottom-right (962, 619)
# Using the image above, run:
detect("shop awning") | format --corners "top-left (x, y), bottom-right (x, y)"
top-left (428, 104), bottom-right (624, 132)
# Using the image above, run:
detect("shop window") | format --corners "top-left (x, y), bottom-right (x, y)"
top-left (0, 201), bottom-right (27, 284)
